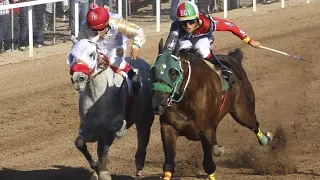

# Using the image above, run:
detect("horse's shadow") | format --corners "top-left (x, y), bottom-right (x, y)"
top-left (0, 166), bottom-right (91, 180)
top-left (0, 166), bottom-right (163, 180)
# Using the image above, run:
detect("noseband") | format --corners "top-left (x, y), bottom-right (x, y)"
top-left (71, 51), bottom-right (110, 81)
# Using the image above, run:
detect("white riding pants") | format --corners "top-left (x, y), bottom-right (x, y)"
top-left (179, 36), bottom-right (212, 58)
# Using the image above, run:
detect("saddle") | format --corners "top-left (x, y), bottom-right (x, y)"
top-left (203, 60), bottom-right (230, 94)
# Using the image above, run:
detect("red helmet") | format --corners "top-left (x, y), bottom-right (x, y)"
top-left (86, 3), bottom-right (110, 30)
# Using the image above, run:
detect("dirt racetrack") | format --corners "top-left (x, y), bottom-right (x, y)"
top-left (1, 2), bottom-right (320, 180)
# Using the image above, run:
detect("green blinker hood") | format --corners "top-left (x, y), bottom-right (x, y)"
top-left (151, 49), bottom-right (183, 94)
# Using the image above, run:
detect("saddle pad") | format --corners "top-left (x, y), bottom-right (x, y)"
top-left (203, 60), bottom-right (229, 93)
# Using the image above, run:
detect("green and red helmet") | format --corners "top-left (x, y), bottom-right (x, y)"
top-left (176, 1), bottom-right (199, 21)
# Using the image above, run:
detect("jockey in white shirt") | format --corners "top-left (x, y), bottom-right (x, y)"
top-left (78, 3), bottom-right (146, 94)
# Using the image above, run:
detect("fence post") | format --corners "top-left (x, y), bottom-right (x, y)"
top-left (75, 2), bottom-right (79, 37)
top-left (281, 0), bottom-right (284, 8)
top-left (253, 0), bottom-right (256, 12)
top-left (11, 8), bottom-right (14, 51)
top-left (53, 2), bottom-right (56, 45)
top-left (156, 0), bottom-right (160, 32)
top-left (28, 6), bottom-right (33, 57)
top-left (224, 0), bottom-right (227, 18)
top-left (118, 0), bottom-right (122, 17)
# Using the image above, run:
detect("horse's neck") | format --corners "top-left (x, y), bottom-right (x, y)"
top-left (84, 67), bottom-right (123, 101)
top-left (181, 59), bottom-right (219, 95)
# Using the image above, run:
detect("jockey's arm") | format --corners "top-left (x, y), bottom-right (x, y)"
top-left (110, 17), bottom-right (146, 59)
top-left (212, 17), bottom-right (261, 48)
top-left (164, 21), bottom-right (180, 51)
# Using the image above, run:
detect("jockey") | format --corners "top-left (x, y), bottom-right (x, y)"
top-left (165, 1), bottom-right (262, 83)
top-left (78, 3), bottom-right (145, 94)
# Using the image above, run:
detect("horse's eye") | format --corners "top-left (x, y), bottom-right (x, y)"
top-left (89, 52), bottom-right (96, 60)
top-left (169, 69), bottom-right (177, 82)
top-left (169, 69), bottom-right (176, 76)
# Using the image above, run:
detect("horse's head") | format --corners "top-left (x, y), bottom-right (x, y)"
top-left (150, 39), bottom-right (183, 115)
top-left (67, 36), bottom-right (100, 91)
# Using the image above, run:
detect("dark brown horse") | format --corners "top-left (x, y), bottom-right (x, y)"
top-left (150, 39), bottom-right (273, 180)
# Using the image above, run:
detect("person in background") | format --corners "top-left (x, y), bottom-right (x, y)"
top-left (165, 1), bottom-right (261, 83)
top-left (170, 0), bottom-right (179, 20)
top-left (33, 4), bottom-right (46, 48)
top-left (69, 0), bottom-right (89, 36)
top-left (8, 0), bottom-right (20, 51)
top-left (0, 0), bottom-right (18, 53)
top-left (18, 2), bottom-right (29, 51)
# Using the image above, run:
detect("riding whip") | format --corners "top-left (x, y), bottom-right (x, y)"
top-left (260, 46), bottom-right (312, 63)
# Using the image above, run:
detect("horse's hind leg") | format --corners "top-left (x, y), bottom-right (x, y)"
top-left (134, 111), bottom-right (154, 179)
top-left (230, 93), bottom-right (273, 145)
top-left (97, 137), bottom-right (113, 180)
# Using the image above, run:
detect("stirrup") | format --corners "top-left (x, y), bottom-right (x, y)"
top-left (221, 69), bottom-right (235, 84)
top-left (115, 120), bottom-right (126, 139)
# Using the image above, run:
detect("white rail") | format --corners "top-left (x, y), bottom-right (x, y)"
top-left (0, 0), bottom-right (67, 57)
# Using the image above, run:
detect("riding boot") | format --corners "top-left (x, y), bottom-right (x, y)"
top-left (207, 55), bottom-right (235, 84)
top-left (128, 68), bottom-right (141, 95)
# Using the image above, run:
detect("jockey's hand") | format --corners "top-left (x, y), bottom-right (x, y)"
top-left (131, 46), bottom-right (140, 60)
top-left (250, 40), bottom-right (261, 48)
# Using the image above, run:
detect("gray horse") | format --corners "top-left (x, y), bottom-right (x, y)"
top-left (67, 38), bottom-right (154, 180)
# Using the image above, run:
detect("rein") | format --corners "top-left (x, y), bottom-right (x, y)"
top-left (89, 52), bottom-right (110, 80)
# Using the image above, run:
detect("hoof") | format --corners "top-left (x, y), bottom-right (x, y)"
top-left (99, 171), bottom-right (112, 180)
top-left (259, 131), bottom-right (273, 145)
top-left (135, 170), bottom-right (142, 180)
top-left (213, 144), bottom-right (224, 157)
top-left (89, 171), bottom-right (98, 180)
top-left (267, 132), bottom-right (273, 143)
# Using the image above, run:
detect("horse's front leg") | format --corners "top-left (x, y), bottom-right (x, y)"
top-left (161, 123), bottom-right (179, 180)
top-left (97, 137), bottom-right (114, 180)
top-left (75, 135), bottom-right (99, 171)
top-left (201, 130), bottom-right (217, 180)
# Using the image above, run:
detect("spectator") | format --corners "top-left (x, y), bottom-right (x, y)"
top-left (69, 0), bottom-right (89, 36)
top-left (0, 0), bottom-right (13, 53)
top-left (208, 0), bottom-right (223, 13)
top-left (18, 4), bottom-right (29, 51)
top-left (170, 0), bottom-right (179, 20)
top-left (33, 4), bottom-right (46, 48)
top-left (45, 3), bottom-right (53, 31)
top-left (7, 0), bottom-right (20, 51)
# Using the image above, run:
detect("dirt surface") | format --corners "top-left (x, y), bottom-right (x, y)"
top-left (1, 1), bottom-right (320, 180)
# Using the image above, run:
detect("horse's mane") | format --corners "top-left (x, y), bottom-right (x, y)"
top-left (178, 48), bottom-right (204, 63)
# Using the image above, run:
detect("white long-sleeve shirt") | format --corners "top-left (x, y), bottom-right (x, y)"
top-left (78, 12), bottom-right (146, 56)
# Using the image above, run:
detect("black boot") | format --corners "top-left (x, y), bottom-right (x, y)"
top-left (128, 69), bottom-right (141, 95)
top-left (207, 55), bottom-right (234, 84)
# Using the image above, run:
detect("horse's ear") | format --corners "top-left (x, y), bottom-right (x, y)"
top-left (71, 35), bottom-right (78, 44)
top-left (172, 40), bottom-right (180, 57)
top-left (158, 38), bottom-right (164, 54)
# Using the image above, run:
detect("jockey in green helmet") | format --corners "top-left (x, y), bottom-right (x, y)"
top-left (165, 1), bottom-right (261, 83)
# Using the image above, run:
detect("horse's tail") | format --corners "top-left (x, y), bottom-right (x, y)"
top-left (228, 48), bottom-right (243, 66)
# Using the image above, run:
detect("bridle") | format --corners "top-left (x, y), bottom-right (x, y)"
top-left (71, 50), bottom-right (110, 82)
